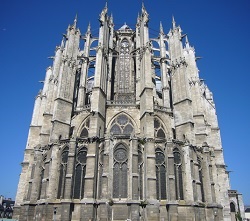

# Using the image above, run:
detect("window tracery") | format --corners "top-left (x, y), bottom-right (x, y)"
top-left (154, 118), bottom-right (166, 139)
top-left (173, 148), bottom-right (184, 200)
top-left (98, 147), bottom-right (104, 198)
top-left (57, 147), bottom-right (69, 199)
top-left (138, 145), bottom-right (144, 200)
top-left (155, 148), bottom-right (166, 200)
top-left (73, 147), bottom-right (87, 199)
top-left (110, 114), bottom-right (134, 135)
top-left (80, 118), bottom-right (90, 138)
top-left (118, 39), bottom-right (130, 93)
top-left (113, 143), bottom-right (128, 198)
top-left (38, 155), bottom-right (47, 200)
top-left (197, 157), bottom-right (205, 202)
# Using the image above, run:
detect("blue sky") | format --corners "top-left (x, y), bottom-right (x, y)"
top-left (0, 0), bottom-right (249, 204)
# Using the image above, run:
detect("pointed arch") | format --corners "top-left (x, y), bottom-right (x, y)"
top-left (37, 155), bottom-right (47, 200)
top-left (154, 117), bottom-right (167, 139)
top-left (173, 147), bottom-right (184, 200)
top-left (98, 143), bottom-right (104, 198)
top-left (138, 145), bottom-right (144, 200)
top-left (113, 143), bottom-right (128, 198)
top-left (73, 146), bottom-right (88, 199)
top-left (78, 117), bottom-right (90, 138)
top-left (155, 147), bottom-right (167, 200)
top-left (197, 156), bottom-right (205, 202)
top-left (57, 146), bottom-right (69, 199)
top-left (109, 113), bottom-right (135, 136)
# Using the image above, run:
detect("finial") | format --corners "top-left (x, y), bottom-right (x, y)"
top-left (86, 22), bottom-right (91, 34)
top-left (109, 13), bottom-right (114, 25)
top-left (60, 39), bottom-right (64, 48)
top-left (142, 0), bottom-right (145, 12)
top-left (160, 21), bottom-right (164, 34)
top-left (172, 15), bottom-right (176, 29)
top-left (73, 13), bottom-right (78, 27)
top-left (185, 35), bottom-right (190, 48)
top-left (105, 0), bottom-right (108, 9)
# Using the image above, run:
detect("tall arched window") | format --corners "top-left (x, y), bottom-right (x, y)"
top-left (155, 148), bottom-right (166, 200)
top-left (113, 143), bottom-right (128, 198)
top-left (38, 155), bottom-right (46, 200)
top-left (173, 148), bottom-right (184, 200)
top-left (118, 39), bottom-right (131, 94)
top-left (230, 202), bottom-right (236, 213)
top-left (197, 157), bottom-right (205, 202)
top-left (73, 147), bottom-right (87, 199)
top-left (38, 168), bottom-right (45, 200)
top-left (138, 145), bottom-right (144, 200)
top-left (57, 147), bottom-right (69, 199)
top-left (98, 147), bottom-right (104, 198)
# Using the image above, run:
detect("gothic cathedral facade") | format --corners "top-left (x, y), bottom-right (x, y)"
top-left (14, 5), bottom-right (243, 221)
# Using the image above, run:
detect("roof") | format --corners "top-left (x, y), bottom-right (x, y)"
top-left (245, 208), bottom-right (250, 212)
top-left (119, 23), bottom-right (132, 31)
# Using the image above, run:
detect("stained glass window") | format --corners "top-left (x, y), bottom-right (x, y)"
top-left (173, 148), bottom-right (184, 200)
top-left (155, 148), bottom-right (166, 200)
top-left (110, 114), bottom-right (134, 136)
top-left (38, 168), bottom-right (44, 200)
top-left (80, 118), bottom-right (90, 138)
top-left (73, 147), bottom-right (87, 199)
top-left (57, 147), bottom-right (69, 199)
top-left (154, 118), bottom-right (166, 139)
top-left (98, 148), bottom-right (104, 198)
top-left (113, 144), bottom-right (128, 198)
top-left (119, 39), bottom-right (130, 93)
top-left (198, 157), bottom-right (205, 202)
top-left (138, 146), bottom-right (143, 200)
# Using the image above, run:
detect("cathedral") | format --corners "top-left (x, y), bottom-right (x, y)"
top-left (14, 4), bottom-right (245, 221)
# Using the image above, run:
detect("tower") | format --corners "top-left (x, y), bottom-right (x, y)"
top-left (14, 5), bottom-right (244, 221)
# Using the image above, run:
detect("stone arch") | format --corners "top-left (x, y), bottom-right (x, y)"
top-left (108, 112), bottom-right (138, 135)
top-left (154, 116), bottom-right (169, 139)
top-left (57, 146), bottom-right (69, 199)
top-left (72, 146), bottom-right (88, 199)
top-left (173, 147), bottom-right (184, 200)
top-left (155, 147), bottom-right (167, 200)
top-left (113, 142), bottom-right (128, 198)
top-left (77, 116), bottom-right (91, 138)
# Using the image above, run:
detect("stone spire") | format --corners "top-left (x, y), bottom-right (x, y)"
top-left (86, 22), bottom-right (91, 35)
top-left (185, 35), bottom-right (190, 48)
top-left (160, 21), bottom-right (164, 35)
top-left (73, 14), bottom-right (78, 28)
top-left (172, 15), bottom-right (176, 29)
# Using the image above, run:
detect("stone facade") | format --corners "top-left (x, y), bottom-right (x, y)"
top-left (14, 4), bottom-right (244, 221)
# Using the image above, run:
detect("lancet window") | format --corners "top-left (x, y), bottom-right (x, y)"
top-left (154, 118), bottom-right (166, 139)
top-left (73, 147), bottom-right (87, 199)
top-left (98, 146), bottom-right (104, 198)
top-left (114, 38), bottom-right (135, 102)
top-left (118, 39), bottom-right (130, 93)
top-left (38, 155), bottom-right (47, 200)
top-left (80, 118), bottom-right (90, 138)
top-left (173, 148), bottom-right (184, 200)
top-left (110, 114), bottom-right (134, 136)
top-left (113, 143), bottom-right (128, 198)
top-left (155, 148), bottom-right (167, 200)
top-left (57, 147), bottom-right (69, 199)
top-left (138, 145), bottom-right (144, 199)
top-left (197, 157), bottom-right (205, 202)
